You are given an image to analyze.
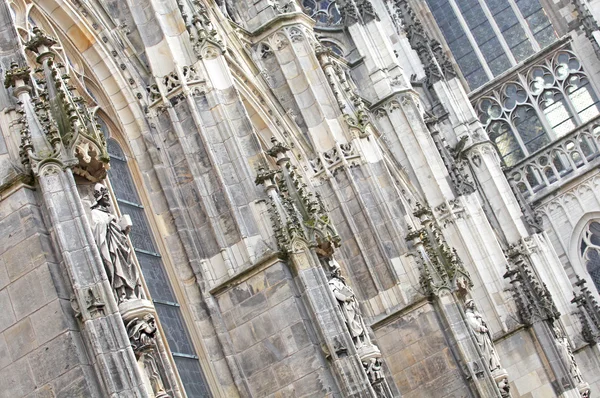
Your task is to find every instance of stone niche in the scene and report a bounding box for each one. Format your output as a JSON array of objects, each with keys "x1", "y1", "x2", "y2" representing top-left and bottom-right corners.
[{"x1": 373, "y1": 301, "x2": 471, "y2": 398}]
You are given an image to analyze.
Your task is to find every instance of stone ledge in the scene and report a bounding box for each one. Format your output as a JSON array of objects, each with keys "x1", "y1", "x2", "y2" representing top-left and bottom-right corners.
[{"x1": 209, "y1": 250, "x2": 281, "y2": 296}]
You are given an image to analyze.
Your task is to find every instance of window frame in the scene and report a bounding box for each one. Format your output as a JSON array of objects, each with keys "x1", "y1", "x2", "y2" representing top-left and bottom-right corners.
[
  {"x1": 101, "y1": 121, "x2": 216, "y2": 398},
  {"x1": 472, "y1": 45, "x2": 600, "y2": 167}
]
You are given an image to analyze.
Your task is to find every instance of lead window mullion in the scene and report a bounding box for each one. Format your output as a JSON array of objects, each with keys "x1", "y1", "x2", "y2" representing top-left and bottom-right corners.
[
  {"x1": 478, "y1": 0, "x2": 517, "y2": 65},
  {"x1": 447, "y1": 0, "x2": 495, "y2": 80},
  {"x1": 506, "y1": 0, "x2": 542, "y2": 51}
]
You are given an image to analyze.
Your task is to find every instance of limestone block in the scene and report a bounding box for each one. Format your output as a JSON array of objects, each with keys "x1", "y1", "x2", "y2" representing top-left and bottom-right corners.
[
  {"x1": 7, "y1": 266, "x2": 57, "y2": 319},
  {"x1": 29, "y1": 299, "x2": 72, "y2": 346},
  {"x1": 0, "y1": 288, "x2": 15, "y2": 332},
  {"x1": 28, "y1": 332, "x2": 82, "y2": 386},
  {"x1": 0, "y1": 357, "x2": 35, "y2": 397},
  {"x1": 0, "y1": 259, "x2": 8, "y2": 291},
  {"x1": 4, "y1": 318, "x2": 37, "y2": 360}
]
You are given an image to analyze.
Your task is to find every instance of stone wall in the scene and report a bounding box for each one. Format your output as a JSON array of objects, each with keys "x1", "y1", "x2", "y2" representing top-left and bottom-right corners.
[
  {"x1": 213, "y1": 260, "x2": 339, "y2": 396},
  {"x1": 374, "y1": 301, "x2": 471, "y2": 398},
  {"x1": 0, "y1": 186, "x2": 101, "y2": 398}
]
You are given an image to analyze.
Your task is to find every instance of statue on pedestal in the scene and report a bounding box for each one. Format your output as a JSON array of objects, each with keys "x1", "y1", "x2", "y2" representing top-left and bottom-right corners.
[
  {"x1": 90, "y1": 183, "x2": 142, "y2": 304},
  {"x1": 465, "y1": 299, "x2": 510, "y2": 397},
  {"x1": 465, "y1": 299, "x2": 500, "y2": 371},
  {"x1": 328, "y1": 259, "x2": 368, "y2": 348}
]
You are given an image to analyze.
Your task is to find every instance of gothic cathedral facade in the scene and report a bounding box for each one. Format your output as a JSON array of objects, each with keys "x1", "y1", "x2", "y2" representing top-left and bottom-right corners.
[{"x1": 1, "y1": 0, "x2": 600, "y2": 396}]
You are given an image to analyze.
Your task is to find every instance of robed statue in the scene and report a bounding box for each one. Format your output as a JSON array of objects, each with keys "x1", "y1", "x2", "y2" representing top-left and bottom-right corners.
[
  {"x1": 465, "y1": 299, "x2": 501, "y2": 372},
  {"x1": 91, "y1": 183, "x2": 142, "y2": 303},
  {"x1": 328, "y1": 259, "x2": 368, "y2": 348}
]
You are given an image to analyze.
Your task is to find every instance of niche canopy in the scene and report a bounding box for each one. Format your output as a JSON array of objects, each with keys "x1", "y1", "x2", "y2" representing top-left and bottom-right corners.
[{"x1": 5, "y1": 27, "x2": 109, "y2": 181}]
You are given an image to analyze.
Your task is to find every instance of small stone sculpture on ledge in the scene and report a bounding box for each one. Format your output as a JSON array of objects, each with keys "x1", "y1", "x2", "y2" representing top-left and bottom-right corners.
[
  {"x1": 91, "y1": 183, "x2": 143, "y2": 304},
  {"x1": 328, "y1": 259, "x2": 368, "y2": 349},
  {"x1": 465, "y1": 299, "x2": 510, "y2": 397},
  {"x1": 327, "y1": 258, "x2": 392, "y2": 397}
]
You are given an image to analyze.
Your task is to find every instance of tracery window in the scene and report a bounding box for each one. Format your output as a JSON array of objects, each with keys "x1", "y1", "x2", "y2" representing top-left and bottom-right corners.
[
  {"x1": 302, "y1": 0, "x2": 342, "y2": 26},
  {"x1": 581, "y1": 221, "x2": 600, "y2": 293},
  {"x1": 425, "y1": 0, "x2": 557, "y2": 90},
  {"x1": 104, "y1": 130, "x2": 211, "y2": 398},
  {"x1": 475, "y1": 49, "x2": 600, "y2": 166}
]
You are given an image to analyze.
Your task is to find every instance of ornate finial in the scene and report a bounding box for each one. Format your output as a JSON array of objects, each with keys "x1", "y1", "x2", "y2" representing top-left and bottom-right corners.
[
  {"x1": 4, "y1": 62, "x2": 31, "y2": 89},
  {"x1": 254, "y1": 164, "x2": 278, "y2": 186},
  {"x1": 25, "y1": 26, "x2": 57, "y2": 56},
  {"x1": 256, "y1": 137, "x2": 340, "y2": 256},
  {"x1": 10, "y1": 26, "x2": 109, "y2": 181},
  {"x1": 266, "y1": 136, "x2": 291, "y2": 159}
]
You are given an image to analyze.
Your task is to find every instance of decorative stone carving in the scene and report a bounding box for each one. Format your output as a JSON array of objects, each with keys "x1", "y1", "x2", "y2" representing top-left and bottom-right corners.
[
  {"x1": 390, "y1": 0, "x2": 456, "y2": 85},
  {"x1": 406, "y1": 204, "x2": 473, "y2": 297},
  {"x1": 552, "y1": 323, "x2": 591, "y2": 398},
  {"x1": 5, "y1": 27, "x2": 109, "y2": 181},
  {"x1": 185, "y1": 0, "x2": 224, "y2": 58},
  {"x1": 328, "y1": 259, "x2": 368, "y2": 348},
  {"x1": 255, "y1": 137, "x2": 341, "y2": 257},
  {"x1": 127, "y1": 313, "x2": 158, "y2": 353},
  {"x1": 91, "y1": 183, "x2": 143, "y2": 304},
  {"x1": 503, "y1": 240, "x2": 561, "y2": 325},
  {"x1": 504, "y1": 239, "x2": 590, "y2": 397},
  {"x1": 326, "y1": 259, "x2": 392, "y2": 397},
  {"x1": 571, "y1": 275, "x2": 600, "y2": 345},
  {"x1": 430, "y1": 129, "x2": 475, "y2": 196},
  {"x1": 465, "y1": 300, "x2": 510, "y2": 397},
  {"x1": 126, "y1": 312, "x2": 171, "y2": 398}
]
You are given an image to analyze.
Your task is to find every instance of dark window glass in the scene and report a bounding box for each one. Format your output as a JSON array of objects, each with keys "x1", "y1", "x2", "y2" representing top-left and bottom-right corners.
[
  {"x1": 494, "y1": 7, "x2": 519, "y2": 30},
  {"x1": 155, "y1": 303, "x2": 196, "y2": 356},
  {"x1": 515, "y1": 0, "x2": 541, "y2": 17},
  {"x1": 489, "y1": 120, "x2": 524, "y2": 165},
  {"x1": 512, "y1": 105, "x2": 551, "y2": 154},
  {"x1": 136, "y1": 251, "x2": 177, "y2": 303},
  {"x1": 488, "y1": 54, "x2": 512, "y2": 76},
  {"x1": 533, "y1": 24, "x2": 557, "y2": 48},
  {"x1": 511, "y1": 39, "x2": 535, "y2": 62},
  {"x1": 457, "y1": 51, "x2": 484, "y2": 76},
  {"x1": 107, "y1": 138, "x2": 211, "y2": 398},
  {"x1": 106, "y1": 156, "x2": 140, "y2": 204},
  {"x1": 117, "y1": 202, "x2": 157, "y2": 253},
  {"x1": 582, "y1": 221, "x2": 600, "y2": 293},
  {"x1": 464, "y1": 67, "x2": 490, "y2": 88},
  {"x1": 567, "y1": 75, "x2": 600, "y2": 123},
  {"x1": 174, "y1": 356, "x2": 211, "y2": 398}
]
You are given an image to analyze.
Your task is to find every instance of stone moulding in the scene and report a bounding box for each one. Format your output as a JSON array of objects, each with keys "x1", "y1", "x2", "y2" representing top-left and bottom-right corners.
[
  {"x1": 5, "y1": 27, "x2": 109, "y2": 182},
  {"x1": 256, "y1": 136, "x2": 394, "y2": 396}
]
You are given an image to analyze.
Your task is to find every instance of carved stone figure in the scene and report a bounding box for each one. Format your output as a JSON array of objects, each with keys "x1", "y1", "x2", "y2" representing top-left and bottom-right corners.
[
  {"x1": 552, "y1": 323, "x2": 590, "y2": 396},
  {"x1": 328, "y1": 259, "x2": 367, "y2": 348},
  {"x1": 465, "y1": 299, "x2": 500, "y2": 372},
  {"x1": 91, "y1": 183, "x2": 142, "y2": 304},
  {"x1": 127, "y1": 313, "x2": 158, "y2": 353}
]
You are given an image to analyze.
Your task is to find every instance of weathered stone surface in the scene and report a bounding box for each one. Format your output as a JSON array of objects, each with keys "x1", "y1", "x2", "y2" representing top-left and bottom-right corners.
[{"x1": 4, "y1": 318, "x2": 37, "y2": 360}]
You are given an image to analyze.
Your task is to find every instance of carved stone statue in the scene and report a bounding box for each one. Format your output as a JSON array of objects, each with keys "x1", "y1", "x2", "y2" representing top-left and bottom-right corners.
[
  {"x1": 327, "y1": 257, "x2": 391, "y2": 397},
  {"x1": 127, "y1": 313, "x2": 157, "y2": 354},
  {"x1": 128, "y1": 314, "x2": 170, "y2": 397},
  {"x1": 328, "y1": 259, "x2": 368, "y2": 348},
  {"x1": 552, "y1": 323, "x2": 590, "y2": 396},
  {"x1": 465, "y1": 299, "x2": 501, "y2": 372},
  {"x1": 465, "y1": 299, "x2": 510, "y2": 397},
  {"x1": 91, "y1": 183, "x2": 142, "y2": 304}
]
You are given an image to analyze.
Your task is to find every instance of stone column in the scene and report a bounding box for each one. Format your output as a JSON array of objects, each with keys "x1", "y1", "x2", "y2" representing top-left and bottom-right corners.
[
  {"x1": 406, "y1": 205, "x2": 509, "y2": 397},
  {"x1": 3, "y1": 25, "x2": 184, "y2": 397},
  {"x1": 255, "y1": 139, "x2": 397, "y2": 397}
]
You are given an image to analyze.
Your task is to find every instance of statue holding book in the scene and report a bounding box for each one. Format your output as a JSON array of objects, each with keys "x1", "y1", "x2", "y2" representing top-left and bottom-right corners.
[{"x1": 91, "y1": 183, "x2": 143, "y2": 304}]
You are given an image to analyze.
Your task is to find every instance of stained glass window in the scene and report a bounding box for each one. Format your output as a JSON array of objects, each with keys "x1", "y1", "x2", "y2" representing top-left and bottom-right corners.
[
  {"x1": 106, "y1": 135, "x2": 211, "y2": 397},
  {"x1": 581, "y1": 221, "x2": 600, "y2": 293},
  {"x1": 475, "y1": 50, "x2": 600, "y2": 166},
  {"x1": 425, "y1": 0, "x2": 557, "y2": 90},
  {"x1": 302, "y1": 0, "x2": 342, "y2": 26}
]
